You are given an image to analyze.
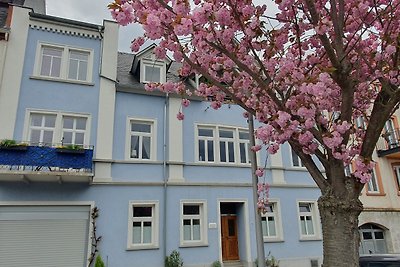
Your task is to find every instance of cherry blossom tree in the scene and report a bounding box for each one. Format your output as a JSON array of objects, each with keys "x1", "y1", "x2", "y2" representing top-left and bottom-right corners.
[{"x1": 109, "y1": 0, "x2": 400, "y2": 266}]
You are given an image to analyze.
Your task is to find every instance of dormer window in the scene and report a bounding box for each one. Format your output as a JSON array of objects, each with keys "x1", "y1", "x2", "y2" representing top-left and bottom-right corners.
[{"x1": 139, "y1": 53, "x2": 167, "y2": 84}]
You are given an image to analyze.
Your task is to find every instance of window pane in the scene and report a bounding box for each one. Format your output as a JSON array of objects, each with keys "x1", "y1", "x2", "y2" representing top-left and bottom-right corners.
[
  {"x1": 70, "y1": 51, "x2": 89, "y2": 60},
  {"x1": 30, "y1": 130, "x2": 41, "y2": 143},
  {"x1": 193, "y1": 219, "x2": 201, "y2": 240},
  {"x1": 299, "y1": 204, "x2": 311, "y2": 212},
  {"x1": 266, "y1": 204, "x2": 273, "y2": 213},
  {"x1": 75, "y1": 133, "x2": 84, "y2": 145},
  {"x1": 220, "y1": 142, "x2": 226, "y2": 162},
  {"x1": 43, "y1": 131, "x2": 53, "y2": 144},
  {"x1": 142, "y1": 136, "x2": 151, "y2": 159},
  {"x1": 261, "y1": 218, "x2": 267, "y2": 236},
  {"x1": 76, "y1": 118, "x2": 87, "y2": 130},
  {"x1": 68, "y1": 59, "x2": 78, "y2": 79},
  {"x1": 228, "y1": 219, "x2": 235, "y2": 236},
  {"x1": 268, "y1": 218, "x2": 276, "y2": 236},
  {"x1": 198, "y1": 129, "x2": 213, "y2": 137},
  {"x1": 133, "y1": 206, "x2": 152, "y2": 217},
  {"x1": 78, "y1": 61, "x2": 88, "y2": 81},
  {"x1": 183, "y1": 219, "x2": 191, "y2": 240},
  {"x1": 143, "y1": 222, "x2": 152, "y2": 244},
  {"x1": 306, "y1": 216, "x2": 314, "y2": 235},
  {"x1": 45, "y1": 115, "x2": 56, "y2": 127},
  {"x1": 199, "y1": 140, "x2": 205, "y2": 161},
  {"x1": 51, "y1": 57, "x2": 61, "y2": 77},
  {"x1": 219, "y1": 130, "x2": 233, "y2": 138},
  {"x1": 228, "y1": 142, "x2": 234, "y2": 162},
  {"x1": 31, "y1": 114, "x2": 43, "y2": 126},
  {"x1": 300, "y1": 219, "x2": 307, "y2": 235},
  {"x1": 40, "y1": 56, "x2": 51, "y2": 76},
  {"x1": 292, "y1": 149, "x2": 300, "y2": 166},
  {"x1": 131, "y1": 136, "x2": 139, "y2": 158},
  {"x1": 132, "y1": 123, "x2": 151, "y2": 133},
  {"x1": 239, "y1": 131, "x2": 249, "y2": 139},
  {"x1": 132, "y1": 222, "x2": 141, "y2": 244},
  {"x1": 183, "y1": 205, "x2": 200, "y2": 215},
  {"x1": 63, "y1": 117, "x2": 74, "y2": 129},
  {"x1": 207, "y1": 140, "x2": 214, "y2": 161},
  {"x1": 363, "y1": 232, "x2": 373, "y2": 240},
  {"x1": 62, "y1": 132, "x2": 73, "y2": 144},
  {"x1": 43, "y1": 47, "x2": 62, "y2": 57},
  {"x1": 145, "y1": 65, "x2": 161, "y2": 82},
  {"x1": 374, "y1": 231, "x2": 384, "y2": 239},
  {"x1": 239, "y1": 143, "x2": 247, "y2": 163}
]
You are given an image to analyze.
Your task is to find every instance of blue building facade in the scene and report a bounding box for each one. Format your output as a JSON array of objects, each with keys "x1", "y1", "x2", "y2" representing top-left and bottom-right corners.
[{"x1": 0, "y1": 5, "x2": 324, "y2": 267}]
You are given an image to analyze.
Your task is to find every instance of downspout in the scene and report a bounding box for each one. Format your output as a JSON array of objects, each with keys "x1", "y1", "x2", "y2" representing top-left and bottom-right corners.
[
  {"x1": 162, "y1": 93, "x2": 169, "y2": 261},
  {"x1": 248, "y1": 114, "x2": 266, "y2": 267}
]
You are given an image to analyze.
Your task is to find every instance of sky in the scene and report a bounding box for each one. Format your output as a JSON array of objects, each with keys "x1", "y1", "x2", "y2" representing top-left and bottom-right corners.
[{"x1": 45, "y1": 0, "x2": 141, "y2": 52}]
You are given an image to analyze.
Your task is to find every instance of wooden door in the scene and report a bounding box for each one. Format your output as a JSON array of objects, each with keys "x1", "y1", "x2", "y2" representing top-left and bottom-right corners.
[{"x1": 221, "y1": 215, "x2": 239, "y2": 261}]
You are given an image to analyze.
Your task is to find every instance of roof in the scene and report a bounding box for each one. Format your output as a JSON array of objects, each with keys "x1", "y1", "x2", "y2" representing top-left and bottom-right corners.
[
  {"x1": 116, "y1": 51, "x2": 196, "y2": 97},
  {"x1": 0, "y1": 0, "x2": 44, "y2": 28},
  {"x1": 29, "y1": 12, "x2": 103, "y2": 31}
]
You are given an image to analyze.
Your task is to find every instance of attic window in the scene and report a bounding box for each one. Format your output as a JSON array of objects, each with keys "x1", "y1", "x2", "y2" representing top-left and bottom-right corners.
[{"x1": 144, "y1": 65, "x2": 161, "y2": 83}]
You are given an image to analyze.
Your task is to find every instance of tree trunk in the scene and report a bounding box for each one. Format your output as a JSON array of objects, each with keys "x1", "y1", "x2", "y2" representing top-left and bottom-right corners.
[{"x1": 318, "y1": 190, "x2": 363, "y2": 267}]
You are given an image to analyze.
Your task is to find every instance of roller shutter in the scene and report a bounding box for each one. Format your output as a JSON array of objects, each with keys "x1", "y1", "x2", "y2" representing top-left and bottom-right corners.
[{"x1": 0, "y1": 205, "x2": 90, "y2": 267}]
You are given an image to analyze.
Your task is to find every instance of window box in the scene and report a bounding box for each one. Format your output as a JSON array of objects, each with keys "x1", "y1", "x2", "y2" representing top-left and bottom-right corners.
[
  {"x1": 0, "y1": 140, "x2": 28, "y2": 151},
  {"x1": 55, "y1": 147, "x2": 86, "y2": 154}
]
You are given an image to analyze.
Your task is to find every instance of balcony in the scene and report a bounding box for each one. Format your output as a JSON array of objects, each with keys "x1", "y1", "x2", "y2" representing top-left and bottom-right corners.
[
  {"x1": 0, "y1": 143, "x2": 94, "y2": 183},
  {"x1": 376, "y1": 129, "x2": 400, "y2": 159}
]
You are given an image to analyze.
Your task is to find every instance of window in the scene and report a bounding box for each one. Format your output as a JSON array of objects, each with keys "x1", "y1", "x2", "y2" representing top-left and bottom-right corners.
[
  {"x1": 359, "y1": 224, "x2": 387, "y2": 255},
  {"x1": 128, "y1": 201, "x2": 159, "y2": 249},
  {"x1": 128, "y1": 119, "x2": 156, "y2": 160},
  {"x1": 291, "y1": 149, "x2": 305, "y2": 167},
  {"x1": 261, "y1": 201, "x2": 283, "y2": 242},
  {"x1": 140, "y1": 55, "x2": 166, "y2": 84},
  {"x1": 298, "y1": 202, "x2": 320, "y2": 240},
  {"x1": 68, "y1": 50, "x2": 89, "y2": 81},
  {"x1": 27, "y1": 111, "x2": 90, "y2": 146},
  {"x1": 196, "y1": 125, "x2": 251, "y2": 164},
  {"x1": 180, "y1": 201, "x2": 207, "y2": 247},
  {"x1": 36, "y1": 43, "x2": 93, "y2": 83},
  {"x1": 383, "y1": 118, "x2": 399, "y2": 149},
  {"x1": 144, "y1": 65, "x2": 161, "y2": 83},
  {"x1": 367, "y1": 168, "x2": 380, "y2": 193}
]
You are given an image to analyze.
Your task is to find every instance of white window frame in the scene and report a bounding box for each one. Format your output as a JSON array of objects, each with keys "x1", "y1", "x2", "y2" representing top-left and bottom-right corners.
[
  {"x1": 24, "y1": 109, "x2": 91, "y2": 147},
  {"x1": 261, "y1": 200, "x2": 284, "y2": 242},
  {"x1": 140, "y1": 57, "x2": 166, "y2": 84},
  {"x1": 180, "y1": 200, "x2": 208, "y2": 247},
  {"x1": 34, "y1": 42, "x2": 94, "y2": 83},
  {"x1": 125, "y1": 117, "x2": 157, "y2": 161},
  {"x1": 194, "y1": 124, "x2": 251, "y2": 165},
  {"x1": 297, "y1": 201, "x2": 321, "y2": 241},
  {"x1": 291, "y1": 148, "x2": 305, "y2": 168},
  {"x1": 127, "y1": 201, "x2": 159, "y2": 250}
]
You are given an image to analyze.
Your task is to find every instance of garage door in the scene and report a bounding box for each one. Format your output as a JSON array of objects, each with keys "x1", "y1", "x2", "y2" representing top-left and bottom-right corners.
[{"x1": 0, "y1": 205, "x2": 90, "y2": 267}]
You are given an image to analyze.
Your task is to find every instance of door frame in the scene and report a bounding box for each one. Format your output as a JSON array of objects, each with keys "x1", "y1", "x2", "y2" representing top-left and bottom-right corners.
[{"x1": 217, "y1": 199, "x2": 251, "y2": 264}]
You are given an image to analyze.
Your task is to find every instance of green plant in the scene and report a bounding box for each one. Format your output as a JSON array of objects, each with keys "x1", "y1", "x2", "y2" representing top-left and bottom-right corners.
[
  {"x1": 254, "y1": 252, "x2": 279, "y2": 267},
  {"x1": 64, "y1": 144, "x2": 83, "y2": 150},
  {"x1": 94, "y1": 255, "x2": 105, "y2": 267},
  {"x1": 0, "y1": 139, "x2": 17, "y2": 147},
  {"x1": 211, "y1": 260, "x2": 221, "y2": 267},
  {"x1": 165, "y1": 250, "x2": 183, "y2": 267}
]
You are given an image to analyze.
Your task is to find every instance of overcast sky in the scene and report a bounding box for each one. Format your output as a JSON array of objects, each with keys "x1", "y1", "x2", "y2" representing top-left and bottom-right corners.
[{"x1": 45, "y1": 0, "x2": 141, "y2": 52}]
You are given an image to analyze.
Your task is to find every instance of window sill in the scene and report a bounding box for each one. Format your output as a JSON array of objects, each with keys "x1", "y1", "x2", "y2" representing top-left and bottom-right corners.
[
  {"x1": 122, "y1": 159, "x2": 162, "y2": 164},
  {"x1": 365, "y1": 192, "x2": 386, "y2": 196},
  {"x1": 190, "y1": 162, "x2": 251, "y2": 168},
  {"x1": 264, "y1": 238, "x2": 284, "y2": 243},
  {"x1": 30, "y1": 75, "x2": 94, "y2": 86},
  {"x1": 299, "y1": 236, "x2": 322, "y2": 242},
  {"x1": 126, "y1": 245, "x2": 159, "y2": 251},
  {"x1": 289, "y1": 167, "x2": 308, "y2": 171},
  {"x1": 179, "y1": 242, "x2": 208, "y2": 248}
]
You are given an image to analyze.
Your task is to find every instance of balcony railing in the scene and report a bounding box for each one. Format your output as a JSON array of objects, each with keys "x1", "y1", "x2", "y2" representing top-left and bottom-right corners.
[
  {"x1": 0, "y1": 142, "x2": 94, "y2": 182},
  {"x1": 376, "y1": 129, "x2": 400, "y2": 158}
]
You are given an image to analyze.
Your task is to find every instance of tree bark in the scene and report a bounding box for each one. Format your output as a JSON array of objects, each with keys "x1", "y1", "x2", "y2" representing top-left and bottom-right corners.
[{"x1": 318, "y1": 189, "x2": 363, "y2": 267}]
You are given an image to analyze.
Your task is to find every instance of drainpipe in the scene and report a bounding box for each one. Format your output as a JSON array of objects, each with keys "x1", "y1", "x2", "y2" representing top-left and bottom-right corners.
[
  {"x1": 248, "y1": 114, "x2": 266, "y2": 267},
  {"x1": 162, "y1": 93, "x2": 169, "y2": 261}
]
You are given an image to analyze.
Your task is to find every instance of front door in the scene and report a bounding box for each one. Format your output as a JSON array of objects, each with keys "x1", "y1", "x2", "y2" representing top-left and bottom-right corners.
[{"x1": 221, "y1": 215, "x2": 239, "y2": 261}]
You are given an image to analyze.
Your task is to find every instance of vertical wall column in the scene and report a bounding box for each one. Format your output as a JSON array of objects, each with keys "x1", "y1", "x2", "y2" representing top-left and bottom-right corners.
[
  {"x1": 168, "y1": 97, "x2": 184, "y2": 182},
  {"x1": 0, "y1": 6, "x2": 30, "y2": 140},
  {"x1": 94, "y1": 20, "x2": 118, "y2": 181},
  {"x1": 270, "y1": 149, "x2": 286, "y2": 184}
]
